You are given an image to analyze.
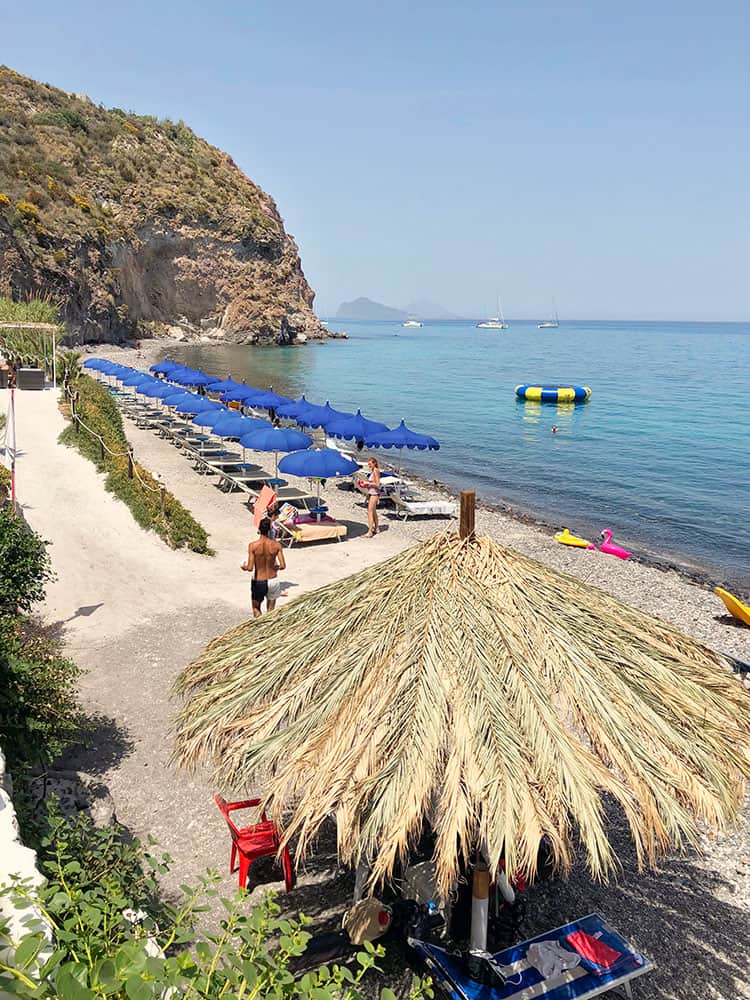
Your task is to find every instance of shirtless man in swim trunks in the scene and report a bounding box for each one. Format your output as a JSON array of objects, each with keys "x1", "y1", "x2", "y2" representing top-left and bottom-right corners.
[{"x1": 241, "y1": 517, "x2": 287, "y2": 617}]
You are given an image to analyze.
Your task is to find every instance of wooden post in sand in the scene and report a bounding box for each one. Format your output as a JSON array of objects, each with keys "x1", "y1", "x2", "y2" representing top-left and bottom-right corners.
[
  {"x1": 460, "y1": 490, "x2": 476, "y2": 539},
  {"x1": 127, "y1": 449, "x2": 134, "y2": 480}
]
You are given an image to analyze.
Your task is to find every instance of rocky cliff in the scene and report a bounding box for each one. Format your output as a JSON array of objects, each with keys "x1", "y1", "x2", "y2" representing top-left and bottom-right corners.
[{"x1": 0, "y1": 67, "x2": 325, "y2": 345}]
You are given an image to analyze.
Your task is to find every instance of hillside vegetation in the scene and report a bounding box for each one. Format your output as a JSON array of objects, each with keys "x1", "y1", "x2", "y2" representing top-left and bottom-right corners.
[{"x1": 0, "y1": 66, "x2": 322, "y2": 344}]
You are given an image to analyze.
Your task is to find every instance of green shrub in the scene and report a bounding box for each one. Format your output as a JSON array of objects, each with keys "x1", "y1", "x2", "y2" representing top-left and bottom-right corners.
[
  {"x1": 0, "y1": 509, "x2": 80, "y2": 769},
  {"x1": 0, "y1": 507, "x2": 53, "y2": 615},
  {"x1": 34, "y1": 108, "x2": 88, "y2": 133},
  {"x1": 0, "y1": 623, "x2": 80, "y2": 770},
  {"x1": 0, "y1": 811, "x2": 432, "y2": 999},
  {"x1": 60, "y1": 376, "x2": 211, "y2": 553}
]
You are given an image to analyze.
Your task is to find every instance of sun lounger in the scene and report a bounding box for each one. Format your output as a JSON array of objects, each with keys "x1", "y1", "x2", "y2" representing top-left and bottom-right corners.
[
  {"x1": 392, "y1": 490, "x2": 457, "y2": 521},
  {"x1": 217, "y1": 470, "x2": 273, "y2": 494},
  {"x1": 410, "y1": 912, "x2": 654, "y2": 1000},
  {"x1": 276, "y1": 507, "x2": 347, "y2": 545},
  {"x1": 353, "y1": 472, "x2": 411, "y2": 501}
]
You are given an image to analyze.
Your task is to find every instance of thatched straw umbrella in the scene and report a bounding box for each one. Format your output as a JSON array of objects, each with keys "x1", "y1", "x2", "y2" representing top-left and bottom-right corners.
[{"x1": 174, "y1": 497, "x2": 750, "y2": 906}]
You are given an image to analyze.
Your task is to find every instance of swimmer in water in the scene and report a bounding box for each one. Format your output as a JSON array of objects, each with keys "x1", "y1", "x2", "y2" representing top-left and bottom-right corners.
[{"x1": 551, "y1": 425, "x2": 558, "y2": 434}]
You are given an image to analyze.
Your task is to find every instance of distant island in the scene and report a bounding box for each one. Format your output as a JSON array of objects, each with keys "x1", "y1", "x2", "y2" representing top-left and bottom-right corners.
[{"x1": 336, "y1": 297, "x2": 461, "y2": 321}]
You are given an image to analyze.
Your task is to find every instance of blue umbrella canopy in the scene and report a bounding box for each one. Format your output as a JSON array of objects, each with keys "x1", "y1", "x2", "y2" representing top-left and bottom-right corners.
[
  {"x1": 278, "y1": 447, "x2": 359, "y2": 479},
  {"x1": 170, "y1": 368, "x2": 215, "y2": 387},
  {"x1": 238, "y1": 426, "x2": 312, "y2": 453},
  {"x1": 120, "y1": 371, "x2": 151, "y2": 387},
  {"x1": 150, "y1": 359, "x2": 182, "y2": 374},
  {"x1": 275, "y1": 395, "x2": 313, "y2": 420},
  {"x1": 83, "y1": 358, "x2": 109, "y2": 370},
  {"x1": 173, "y1": 395, "x2": 221, "y2": 415},
  {"x1": 140, "y1": 381, "x2": 177, "y2": 400},
  {"x1": 134, "y1": 379, "x2": 163, "y2": 394},
  {"x1": 206, "y1": 377, "x2": 245, "y2": 393},
  {"x1": 252, "y1": 389, "x2": 291, "y2": 410},
  {"x1": 326, "y1": 409, "x2": 389, "y2": 442},
  {"x1": 220, "y1": 385, "x2": 261, "y2": 403},
  {"x1": 212, "y1": 414, "x2": 272, "y2": 439},
  {"x1": 192, "y1": 406, "x2": 231, "y2": 428},
  {"x1": 364, "y1": 419, "x2": 440, "y2": 450},
  {"x1": 297, "y1": 401, "x2": 354, "y2": 430},
  {"x1": 162, "y1": 392, "x2": 194, "y2": 407}
]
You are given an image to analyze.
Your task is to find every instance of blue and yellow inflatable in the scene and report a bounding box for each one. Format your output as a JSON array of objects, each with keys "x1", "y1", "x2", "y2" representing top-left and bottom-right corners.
[{"x1": 515, "y1": 384, "x2": 591, "y2": 403}]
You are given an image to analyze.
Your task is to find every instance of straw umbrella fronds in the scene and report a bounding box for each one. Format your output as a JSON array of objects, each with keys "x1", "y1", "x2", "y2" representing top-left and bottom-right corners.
[{"x1": 173, "y1": 531, "x2": 750, "y2": 896}]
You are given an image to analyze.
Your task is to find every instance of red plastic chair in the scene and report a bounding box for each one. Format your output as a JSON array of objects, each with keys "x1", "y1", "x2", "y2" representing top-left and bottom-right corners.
[{"x1": 214, "y1": 794, "x2": 294, "y2": 893}]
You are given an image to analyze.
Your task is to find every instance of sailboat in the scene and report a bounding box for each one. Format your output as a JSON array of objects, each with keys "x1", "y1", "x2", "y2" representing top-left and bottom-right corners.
[
  {"x1": 538, "y1": 302, "x2": 559, "y2": 329},
  {"x1": 476, "y1": 296, "x2": 509, "y2": 330}
]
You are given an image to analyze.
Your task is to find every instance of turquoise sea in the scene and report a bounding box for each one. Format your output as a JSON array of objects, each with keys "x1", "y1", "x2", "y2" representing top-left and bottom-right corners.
[{"x1": 168, "y1": 320, "x2": 749, "y2": 590}]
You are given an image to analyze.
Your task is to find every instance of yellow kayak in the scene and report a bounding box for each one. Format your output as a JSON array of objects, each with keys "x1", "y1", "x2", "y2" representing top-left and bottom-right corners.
[
  {"x1": 716, "y1": 587, "x2": 750, "y2": 627},
  {"x1": 555, "y1": 528, "x2": 593, "y2": 549}
]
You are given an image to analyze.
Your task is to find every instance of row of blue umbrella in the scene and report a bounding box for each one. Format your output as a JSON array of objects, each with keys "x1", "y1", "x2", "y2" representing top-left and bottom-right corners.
[
  {"x1": 144, "y1": 357, "x2": 440, "y2": 452},
  {"x1": 83, "y1": 356, "x2": 439, "y2": 481}
]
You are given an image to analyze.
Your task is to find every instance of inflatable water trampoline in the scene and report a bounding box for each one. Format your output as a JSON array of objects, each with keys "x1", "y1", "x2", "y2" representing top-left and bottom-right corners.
[{"x1": 515, "y1": 383, "x2": 591, "y2": 403}]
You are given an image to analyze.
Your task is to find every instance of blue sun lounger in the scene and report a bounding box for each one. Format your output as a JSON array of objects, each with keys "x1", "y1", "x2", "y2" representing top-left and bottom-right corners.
[{"x1": 410, "y1": 913, "x2": 653, "y2": 1000}]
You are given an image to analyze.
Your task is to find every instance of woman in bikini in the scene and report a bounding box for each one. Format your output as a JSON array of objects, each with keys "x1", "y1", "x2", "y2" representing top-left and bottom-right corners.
[{"x1": 366, "y1": 456, "x2": 381, "y2": 537}]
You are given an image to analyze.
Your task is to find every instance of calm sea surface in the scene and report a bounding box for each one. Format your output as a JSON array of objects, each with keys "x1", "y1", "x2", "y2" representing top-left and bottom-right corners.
[{"x1": 168, "y1": 320, "x2": 749, "y2": 590}]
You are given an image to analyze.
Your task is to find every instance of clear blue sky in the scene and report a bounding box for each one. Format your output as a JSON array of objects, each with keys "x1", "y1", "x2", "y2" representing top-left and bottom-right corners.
[{"x1": 8, "y1": 0, "x2": 749, "y2": 319}]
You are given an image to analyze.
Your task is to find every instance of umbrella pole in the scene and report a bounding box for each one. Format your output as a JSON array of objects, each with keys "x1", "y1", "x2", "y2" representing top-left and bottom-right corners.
[{"x1": 469, "y1": 859, "x2": 490, "y2": 952}]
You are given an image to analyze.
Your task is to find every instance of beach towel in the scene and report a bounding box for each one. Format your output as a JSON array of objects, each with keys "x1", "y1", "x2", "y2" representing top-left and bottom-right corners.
[
  {"x1": 526, "y1": 940, "x2": 581, "y2": 978},
  {"x1": 566, "y1": 930, "x2": 622, "y2": 969},
  {"x1": 253, "y1": 486, "x2": 276, "y2": 527},
  {"x1": 277, "y1": 502, "x2": 298, "y2": 524}
]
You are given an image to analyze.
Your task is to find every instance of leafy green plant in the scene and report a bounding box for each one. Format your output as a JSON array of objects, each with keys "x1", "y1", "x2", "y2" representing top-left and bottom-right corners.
[
  {"x1": 0, "y1": 507, "x2": 53, "y2": 615},
  {"x1": 0, "y1": 623, "x2": 81, "y2": 770},
  {"x1": 0, "y1": 811, "x2": 432, "y2": 1000},
  {"x1": 60, "y1": 375, "x2": 211, "y2": 553},
  {"x1": 0, "y1": 296, "x2": 60, "y2": 324},
  {"x1": 0, "y1": 509, "x2": 79, "y2": 769}
]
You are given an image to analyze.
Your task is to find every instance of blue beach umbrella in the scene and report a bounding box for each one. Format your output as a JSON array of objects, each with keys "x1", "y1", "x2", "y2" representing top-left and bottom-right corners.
[
  {"x1": 170, "y1": 368, "x2": 215, "y2": 387},
  {"x1": 220, "y1": 386, "x2": 262, "y2": 403},
  {"x1": 326, "y1": 409, "x2": 389, "y2": 444},
  {"x1": 252, "y1": 389, "x2": 291, "y2": 410},
  {"x1": 365, "y1": 419, "x2": 440, "y2": 473},
  {"x1": 206, "y1": 377, "x2": 244, "y2": 393},
  {"x1": 365, "y1": 419, "x2": 440, "y2": 451},
  {"x1": 162, "y1": 392, "x2": 194, "y2": 408},
  {"x1": 276, "y1": 395, "x2": 313, "y2": 420},
  {"x1": 83, "y1": 357, "x2": 108, "y2": 370},
  {"x1": 150, "y1": 359, "x2": 182, "y2": 374},
  {"x1": 279, "y1": 447, "x2": 359, "y2": 479},
  {"x1": 120, "y1": 371, "x2": 152, "y2": 387},
  {"x1": 173, "y1": 395, "x2": 221, "y2": 415},
  {"x1": 239, "y1": 426, "x2": 313, "y2": 479},
  {"x1": 192, "y1": 406, "x2": 231, "y2": 428},
  {"x1": 140, "y1": 381, "x2": 178, "y2": 400},
  {"x1": 279, "y1": 447, "x2": 359, "y2": 509},
  {"x1": 212, "y1": 414, "x2": 272, "y2": 439},
  {"x1": 134, "y1": 379, "x2": 163, "y2": 396},
  {"x1": 297, "y1": 401, "x2": 354, "y2": 430}
]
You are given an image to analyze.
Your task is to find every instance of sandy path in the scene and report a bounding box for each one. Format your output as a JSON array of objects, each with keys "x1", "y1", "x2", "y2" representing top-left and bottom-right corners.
[{"x1": 4, "y1": 381, "x2": 750, "y2": 996}]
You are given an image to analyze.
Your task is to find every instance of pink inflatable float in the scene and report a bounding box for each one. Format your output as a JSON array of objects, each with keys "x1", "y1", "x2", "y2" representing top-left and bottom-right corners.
[{"x1": 598, "y1": 529, "x2": 632, "y2": 560}]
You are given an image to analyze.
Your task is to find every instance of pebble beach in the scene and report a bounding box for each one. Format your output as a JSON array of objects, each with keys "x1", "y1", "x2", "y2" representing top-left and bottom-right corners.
[{"x1": 5, "y1": 339, "x2": 749, "y2": 999}]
